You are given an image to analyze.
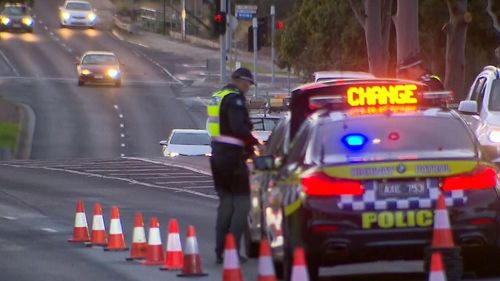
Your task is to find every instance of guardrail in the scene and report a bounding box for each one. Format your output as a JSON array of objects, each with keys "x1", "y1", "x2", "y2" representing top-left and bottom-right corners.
[{"x1": 113, "y1": 15, "x2": 138, "y2": 34}]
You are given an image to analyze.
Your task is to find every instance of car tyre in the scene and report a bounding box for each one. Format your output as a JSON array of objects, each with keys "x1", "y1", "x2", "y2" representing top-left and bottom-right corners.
[{"x1": 244, "y1": 224, "x2": 259, "y2": 258}]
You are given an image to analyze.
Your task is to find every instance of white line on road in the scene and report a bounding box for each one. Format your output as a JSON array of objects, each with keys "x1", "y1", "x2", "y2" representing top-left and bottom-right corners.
[
  {"x1": 121, "y1": 154, "x2": 125, "y2": 157},
  {"x1": 0, "y1": 49, "x2": 20, "y2": 76},
  {"x1": 49, "y1": 32, "x2": 54, "y2": 36},
  {"x1": 0, "y1": 163, "x2": 217, "y2": 199},
  {"x1": 124, "y1": 157, "x2": 211, "y2": 176},
  {"x1": 155, "y1": 180, "x2": 213, "y2": 184},
  {"x1": 120, "y1": 124, "x2": 124, "y2": 128},
  {"x1": 182, "y1": 185, "x2": 214, "y2": 189},
  {"x1": 41, "y1": 228, "x2": 58, "y2": 233},
  {"x1": 120, "y1": 134, "x2": 125, "y2": 138},
  {"x1": 107, "y1": 172, "x2": 195, "y2": 176},
  {"x1": 44, "y1": 26, "x2": 48, "y2": 30},
  {"x1": 2, "y1": 216, "x2": 16, "y2": 220},
  {"x1": 119, "y1": 114, "x2": 124, "y2": 118},
  {"x1": 113, "y1": 105, "x2": 119, "y2": 110},
  {"x1": 121, "y1": 143, "x2": 126, "y2": 147}
]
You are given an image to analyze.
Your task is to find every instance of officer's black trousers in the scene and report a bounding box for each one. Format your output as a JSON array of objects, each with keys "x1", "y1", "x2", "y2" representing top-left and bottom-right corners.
[{"x1": 210, "y1": 143, "x2": 251, "y2": 257}]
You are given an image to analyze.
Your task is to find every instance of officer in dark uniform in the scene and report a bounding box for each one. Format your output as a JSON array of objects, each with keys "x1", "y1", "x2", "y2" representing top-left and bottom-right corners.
[
  {"x1": 398, "y1": 55, "x2": 445, "y2": 91},
  {"x1": 207, "y1": 68, "x2": 260, "y2": 264}
]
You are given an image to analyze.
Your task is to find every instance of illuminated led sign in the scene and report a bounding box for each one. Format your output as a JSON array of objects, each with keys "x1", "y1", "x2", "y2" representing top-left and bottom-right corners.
[{"x1": 347, "y1": 84, "x2": 418, "y2": 106}]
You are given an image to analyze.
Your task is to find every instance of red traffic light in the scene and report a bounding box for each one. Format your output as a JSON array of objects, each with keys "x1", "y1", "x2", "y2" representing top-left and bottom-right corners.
[
  {"x1": 277, "y1": 21, "x2": 284, "y2": 30},
  {"x1": 214, "y1": 14, "x2": 223, "y2": 23}
]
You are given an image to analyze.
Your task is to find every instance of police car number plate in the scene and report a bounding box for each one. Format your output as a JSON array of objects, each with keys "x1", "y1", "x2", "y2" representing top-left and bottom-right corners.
[
  {"x1": 376, "y1": 181, "x2": 428, "y2": 199},
  {"x1": 94, "y1": 75, "x2": 104, "y2": 79}
]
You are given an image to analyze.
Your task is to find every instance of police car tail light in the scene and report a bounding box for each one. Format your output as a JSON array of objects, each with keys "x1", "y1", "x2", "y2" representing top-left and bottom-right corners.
[
  {"x1": 442, "y1": 165, "x2": 497, "y2": 191},
  {"x1": 302, "y1": 172, "x2": 364, "y2": 196}
]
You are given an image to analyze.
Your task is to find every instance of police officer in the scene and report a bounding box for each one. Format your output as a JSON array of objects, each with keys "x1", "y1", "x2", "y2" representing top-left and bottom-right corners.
[
  {"x1": 398, "y1": 55, "x2": 444, "y2": 91},
  {"x1": 207, "y1": 68, "x2": 260, "y2": 264}
]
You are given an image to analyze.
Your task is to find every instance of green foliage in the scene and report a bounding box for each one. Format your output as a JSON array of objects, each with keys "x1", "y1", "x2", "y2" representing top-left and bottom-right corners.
[
  {"x1": 277, "y1": 0, "x2": 500, "y2": 88},
  {"x1": 0, "y1": 122, "x2": 18, "y2": 149},
  {"x1": 276, "y1": 0, "x2": 367, "y2": 76}
]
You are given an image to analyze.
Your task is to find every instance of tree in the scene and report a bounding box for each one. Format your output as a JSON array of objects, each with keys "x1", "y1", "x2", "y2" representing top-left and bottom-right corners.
[
  {"x1": 443, "y1": 0, "x2": 471, "y2": 97},
  {"x1": 349, "y1": 0, "x2": 393, "y2": 76},
  {"x1": 393, "y1": 0, "x2": 419, "y2": 72}
]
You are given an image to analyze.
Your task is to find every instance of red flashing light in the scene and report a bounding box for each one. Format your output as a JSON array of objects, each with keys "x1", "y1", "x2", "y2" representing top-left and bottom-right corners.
[
  {"x1": 312, "y1": 225, "x2": 338, "y2": 233},
  {"x1": 277, "y1": 21, "x2": 284, "y2": 30},
  {"x1": 214, "y1": 14, "x2": 222, "y2": 22},
  {"x1": 468, "y1": 218, "x2": 495, "y2": 225},
  {"x1": 302, "y1": 172, "x2": 364, "y2": 196},
  {"x1": 388, "y1": 132, "x2": 400, "y2": 141},
  {"x1": 442, "y1": 165, "x2": 497, "y2": 191}
]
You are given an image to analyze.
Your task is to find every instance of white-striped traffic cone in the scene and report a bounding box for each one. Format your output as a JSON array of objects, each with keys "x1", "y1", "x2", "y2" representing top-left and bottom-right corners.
[
  {"x1": 291, "y1": 248, "x2": 309, "y2": 281},
  {"x1": 68, "y1": 200, "x2": 90, "y2": 243},
  {"x1": 87, "y1": 202, "x2": 107, "y2": 246},
  {"x1": 177, "y1": 225, "x2": 208, "y2": 277},
  {"x1": 428, "y1": 252, "x2": 447, "y2": 281},
  {"x1": 432, "y1": 195, "x2": 455, "y2": 248},
  {"x1": 222, "y1": 233, "x2": 243, "y2": 281},
  {"x1": 160, "y1": 218, "x2": 183, "y2": 270},
  {"x1": 142, "y1": 217, "x2": 164, "y2": 265},
  {"x1": 126, "y1": 212, "x2": 147, "y2": 261},
  {"x1": 258, "y1": 239, "x2": 276, "y2": 281},
  {"x1": 104, "y1": 206, "x2": 128, "y2": 251}
]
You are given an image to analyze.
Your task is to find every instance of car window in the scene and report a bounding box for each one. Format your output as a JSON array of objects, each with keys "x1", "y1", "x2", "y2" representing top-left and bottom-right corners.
[
  {"x1": 314, "y1": 116, "x2": 477, "y2": 164},
  {"x1": 470, "y1": 77, "x2": 486, "y2": 101},
  {"x1": 82, "y1": 55, "x2": 117, "y2": 65},
  {"x1": 170, "y1": 132, "x2": 210, "y2": 145},
  {"x1": 477, "y1": 79, "x2": 489, "y2": 112},
  {"x1": 265, "y1": 118, "x2": 287, "y2": 155},
  {"x1": 5, "y1": 6, "x2": 27, "y2": 15},
  {"x1": 251, "y1": 118, "x2": 280, "y2": 131},
  {"x1": 286, "y1": 120, "x2": 313, "y2": 164},
  {"x1": 66, "y1": 2, "x2": 91, "y2": 10},
  {"x1": 488, "y1": 80, "x2": 500, "y2": 111}
]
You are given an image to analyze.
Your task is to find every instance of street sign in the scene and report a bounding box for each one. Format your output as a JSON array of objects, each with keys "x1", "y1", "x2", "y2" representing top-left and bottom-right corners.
[{"x1": 235, "y1": 5, "x2": 257, "y2": 20}]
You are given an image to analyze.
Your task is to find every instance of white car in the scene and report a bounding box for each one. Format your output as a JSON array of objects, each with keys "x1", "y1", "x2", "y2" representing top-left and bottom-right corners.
[
  {"x1": 458, "y1": 65, "x2": 500, "y2": 162},
  {"x1": 59, "y1": 0, "x2": 97, "y2": 28},
  {"x1": 250, "y1": 115, "x2": 282, "y2": 143},
  {"x1": 160, "y1": 129, "x2": 211, "y2": 157},
  {"x1": 313, "y1": 71, "x2": 375, "y2": 82}
]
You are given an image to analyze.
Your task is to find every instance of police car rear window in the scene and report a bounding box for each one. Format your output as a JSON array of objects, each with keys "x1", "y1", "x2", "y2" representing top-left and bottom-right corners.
[{"x1": 315, "y1": 116, "x2": 476, "y2": 164}]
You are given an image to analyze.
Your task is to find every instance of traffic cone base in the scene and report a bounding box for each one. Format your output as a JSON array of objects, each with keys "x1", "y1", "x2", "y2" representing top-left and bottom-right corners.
[{"x1": 68, "y1": 200, "x2": 90, "y2": 243}]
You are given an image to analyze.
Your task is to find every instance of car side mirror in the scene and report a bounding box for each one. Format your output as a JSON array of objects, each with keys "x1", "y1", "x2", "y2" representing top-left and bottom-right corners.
[
  {"x1": 159, "y1": 140, "x2": 168, "y2": 146},
  {"x1": 254, "y1": 155, "x2": 278, "y2": 171},
  {"x1": 458, "y1": 100, "x2": 478, "y2": 115}
]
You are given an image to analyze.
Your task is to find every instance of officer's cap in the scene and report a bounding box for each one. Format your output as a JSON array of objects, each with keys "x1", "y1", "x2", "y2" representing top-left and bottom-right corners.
[{"x1": 232, "y1": 68, "x2": 255, "y2": 85}]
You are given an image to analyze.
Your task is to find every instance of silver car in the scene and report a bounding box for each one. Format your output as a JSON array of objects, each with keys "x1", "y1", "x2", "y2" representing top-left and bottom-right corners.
[
  {"x1": 159, "y1": 129, "x2": 212, "y2": 157},
  {"x1": 458, "y1": 65, "x2": 500, "y2": 162},
  {"x1": 59, "y1": 0, "x2": 97, "y2": 28}
]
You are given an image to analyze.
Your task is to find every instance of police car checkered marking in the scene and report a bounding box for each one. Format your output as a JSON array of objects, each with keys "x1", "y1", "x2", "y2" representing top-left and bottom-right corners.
[{"x1": 338, "y1": 179, "x2": 467, "y2": 211}]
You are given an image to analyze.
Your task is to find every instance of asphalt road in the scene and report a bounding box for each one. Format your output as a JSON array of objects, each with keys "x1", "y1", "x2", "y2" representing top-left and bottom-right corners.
[{"x1": 0, "y1": 1, "x2": 496, "y2": 281}]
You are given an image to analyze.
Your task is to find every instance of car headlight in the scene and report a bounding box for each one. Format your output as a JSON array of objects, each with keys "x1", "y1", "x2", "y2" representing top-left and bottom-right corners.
[
  {"x1": 488, "y1": 131, "x2": 500, "y2": 143},
  {"x1": 204, "y1": 153, "x2": 212, "y2": 157},
  {"x1": 62, "y1": 12, "x2": 70, "y2": 20},
  {"x1": 169, "y1": 152, "x2": 179, "y2": 158},
  {"x1": 22, "y1": 17, "x2": 33, "y2": 26},
  {"x1": 1, "y1": 17, "x2": 10, "y2": 25},
  {"x1": 81, "y1": 69, "x2": 91, "y2": 75},
  {"x1": 87, "y1": 12, "x2": 97, "y2": 21},
  {"x1": 106, "y1": 69, "x2": 119, "y2": 78}
]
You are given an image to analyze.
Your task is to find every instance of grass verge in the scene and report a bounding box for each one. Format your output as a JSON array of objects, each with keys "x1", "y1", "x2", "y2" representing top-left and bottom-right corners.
[{"x1": 0, "y1": 122, "x2": 19, "y2": 148}]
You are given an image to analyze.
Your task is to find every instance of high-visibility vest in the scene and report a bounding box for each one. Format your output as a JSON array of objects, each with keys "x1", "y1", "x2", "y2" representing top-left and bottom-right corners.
[{"x1": 207, "y1": 89, "x2": 240, "y2": 138}]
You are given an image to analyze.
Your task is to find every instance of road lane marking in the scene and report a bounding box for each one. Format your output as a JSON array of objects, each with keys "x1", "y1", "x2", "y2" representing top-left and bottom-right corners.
[
  {"x1": 119, "y1": 114, "x2": 124, "y2": 118},
  {"x1": 0, "y1": 163, "x2": 217, "y2": 199},
  {"x1": 121, "y1": 154, "x2": 125, "y2": 157},
  {"x1": 155, "y1": 180, "x2": 213, "y2": 184},
  {"x1": 2, "y1": 216, "x2": 17, "y2": 220},
  {"x1": 123, "y1": 157, "x2": 211, "y2": 175},
  {"x1": 41, "y1": 228, "x2": 58, "y2": 233},
  {"x1": 0, "y1": 49, "x2": 20, "y2": 76},
  {"x1": 182, "y1": 185, "x2": 214, "y2": 189},
  {"x1": 114, "y1": 105, "x2": 119, "y2": 110},
  {"x1": 120, "y1": 124, "x2": 124, "y2": 128},
  {"x1": 121, "y1": 143, "x2": 126, "y2": 147},
  {"x1": 44, "y1": 26, "x2": 48, "y2": 30},
  {"x1": 120, "y1": 134, "x2": 125, "y2": 138}
]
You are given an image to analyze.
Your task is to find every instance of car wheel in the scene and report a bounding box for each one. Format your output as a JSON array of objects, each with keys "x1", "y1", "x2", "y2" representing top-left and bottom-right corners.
[
  {"x1": 114, "y1": 80, "x2": 121, "y2": 87},
  {"x1": 244, "y1": 224, "x2": 259, "y2": 258}
]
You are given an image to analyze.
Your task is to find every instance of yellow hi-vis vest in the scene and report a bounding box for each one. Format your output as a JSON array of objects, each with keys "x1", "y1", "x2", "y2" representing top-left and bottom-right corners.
[{"x1": 207, "y1": 89, "x2": 239, "y2": 137}]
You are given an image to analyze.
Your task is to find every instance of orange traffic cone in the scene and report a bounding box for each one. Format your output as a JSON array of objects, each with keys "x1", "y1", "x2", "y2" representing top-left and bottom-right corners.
[
  {"x1": 258, "y1": 239, "x2": 276, "y2": 281},
  {"x1": 222, "y1": 233, "x2": 243, "y2": 281},
  {"x1": 432, "y1": 195, "x2": 455, "y2": 248},
  {"x1": 87, "y1": 202, "x2": 107, "y2": 247},
  {"x1": 177, "y1": 225, "x2": 208, "y2": 277},
  {"x1": 142, "y1": 217, "x2": 164, "y2": 265},
  {"x1": 126, "y1": 212, "x2": 147, "y2": 261},
  {"x1": 104, "y1": 206, "x2": 128, "y2": 251},
  {"x1": 68, "y1": 200, "x2": 90, "y2": 243},
  {"x1": 428, "y1": 252, "x2": 447, "y2": 281},
  {"x1": 291, "y1": 248, "x2": 309, "y2": 281},
  {"x1": 160, "y1": 219, "x2": 184, "y2": 270}
]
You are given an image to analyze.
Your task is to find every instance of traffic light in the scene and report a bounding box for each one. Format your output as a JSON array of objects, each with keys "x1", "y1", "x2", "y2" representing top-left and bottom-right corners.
[
  {"x1": 214, "y1": 12, "x2": 226, "y2": 36},
  {"x1": 248, "y1": 17, "x2": 267, "y2": 52},
  {"x1": 277, "y1": 21, "x2": 284, "y2": 30}
]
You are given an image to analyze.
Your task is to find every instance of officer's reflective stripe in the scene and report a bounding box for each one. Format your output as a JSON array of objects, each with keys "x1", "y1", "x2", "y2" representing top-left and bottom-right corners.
[
  {"x1": 284, "y1": 197, "x2": 303, "y2": 216},
  {"x1": 207, "y1": 89, "x2": 239, "y2": 137}
]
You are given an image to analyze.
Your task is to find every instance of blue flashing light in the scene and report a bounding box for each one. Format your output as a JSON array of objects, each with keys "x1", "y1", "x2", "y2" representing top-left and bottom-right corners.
[{"x1": 342, "y1": 134, "x2": 368, "y2": 150}]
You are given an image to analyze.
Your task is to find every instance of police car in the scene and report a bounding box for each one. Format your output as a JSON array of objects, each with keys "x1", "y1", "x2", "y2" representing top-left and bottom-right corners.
[
  {"x1": 251, "y1": 79, "x2": 500, "y2": 280},
  {"x1": 0, "y1": 3, "x2": 34, "y2": 33}
]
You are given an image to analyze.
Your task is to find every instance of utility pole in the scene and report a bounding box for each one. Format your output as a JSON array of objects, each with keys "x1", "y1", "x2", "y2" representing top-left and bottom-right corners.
[
  {"x1": 170, "y1": 0, "x2": 173, "y2": 35},
  {"x1": 162, "y1": 0, "x2": 166, "y2": 35},
  {"x1": 181, "y1": 0, "x2": 186, "y2": 40},
  {"x1": 253, "y1": 17, "x2": 258, "y2": 97},
  {"x1": 220, "y1": 0, "x2": 227, "y2": 83},
  {"x1": 270, "y1": 5, "x2": 276, "y2": 84}
]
